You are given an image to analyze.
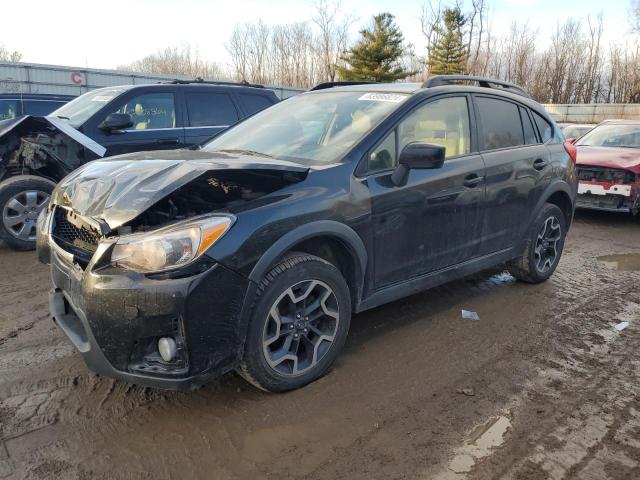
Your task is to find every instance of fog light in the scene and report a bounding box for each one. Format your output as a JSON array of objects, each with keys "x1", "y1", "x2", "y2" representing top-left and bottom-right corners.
[{"x1": 158, "y1": 337, "x2": 177, "y2": 362}]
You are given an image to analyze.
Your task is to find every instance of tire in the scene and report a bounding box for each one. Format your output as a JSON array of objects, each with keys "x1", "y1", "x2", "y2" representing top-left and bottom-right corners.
[
  {"x1": 0, "y1": 175, "x2": 56, "y2": 251},
  {"x1": 238, "y1": 253, "x2": 351, "y2": 392},
  {"x1": 507, "y1": 203, "x2": 567, "y2": 283}
]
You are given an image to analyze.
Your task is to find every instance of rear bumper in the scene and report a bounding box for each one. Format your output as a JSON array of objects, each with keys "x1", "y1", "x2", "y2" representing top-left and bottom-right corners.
[{"x1": 47, "y1": 247, "x2": 253, "y2": 391}]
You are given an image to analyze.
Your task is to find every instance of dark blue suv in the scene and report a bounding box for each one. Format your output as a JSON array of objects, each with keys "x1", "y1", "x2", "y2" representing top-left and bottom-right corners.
[
  {"x1": 0, "y1": 80, "x2": 278, "y2": 249},
  {"x1": 38, "y1": 76, "x2": 578, "y2": 392}
]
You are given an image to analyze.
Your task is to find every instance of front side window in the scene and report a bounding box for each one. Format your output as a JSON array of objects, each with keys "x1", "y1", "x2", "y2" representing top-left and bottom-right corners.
[
  {"x1": 576, "y1": 124, "x2": 640, "y2": 149},
  {"x1": 398, "y1": 96, "x2": 471, "y2": 158},
  {"x1": 51, "y1": 87, "x2": 128, "y2": 128},
  {"x1": 112, "y1": 93, "x2": 176, "y2": 130},
  {"x1": 204, "y1": 91, "x2": 407, "y2": 165},
  {"x1": 0, "y1": 100, "x2": 18, "y2": 120},
  {"x1": 476, "y1": 97, "x2": 524, "y2": 150},
  {"x1": 186, "y1": 92, "x2": 238, "y2": 127}
]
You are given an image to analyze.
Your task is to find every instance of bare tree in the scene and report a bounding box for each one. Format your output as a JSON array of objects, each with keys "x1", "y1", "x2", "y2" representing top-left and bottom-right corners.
[
  {"x1": 312, "y1": 0, "x2": 355, "y2": 82},
  {"x1": 420, "y1": 1, "x2": 444, "y2": 74},
  {"x1": 118, "y1": 45, "x2": 223, "y2": 79},
  {"x1": 631, "y1": 0, "x2": 640, "y2": 32},
  {"x1": 0, "y1": 46, "x2": 22, "y2": 63}
]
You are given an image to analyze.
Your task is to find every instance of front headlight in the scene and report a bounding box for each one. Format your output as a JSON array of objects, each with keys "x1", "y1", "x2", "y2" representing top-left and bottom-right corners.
[{"x1": 111, "y1": 215, "x2": 234, "y2": 273}]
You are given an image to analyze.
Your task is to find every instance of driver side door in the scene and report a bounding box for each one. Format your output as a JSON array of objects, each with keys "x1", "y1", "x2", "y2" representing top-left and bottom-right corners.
[
  {"x1": 363, "y1": 95, "x2": 487, "y2": 289},
  {"x1": 89, "y1": 89, "x2": 186, "y2": 157}
]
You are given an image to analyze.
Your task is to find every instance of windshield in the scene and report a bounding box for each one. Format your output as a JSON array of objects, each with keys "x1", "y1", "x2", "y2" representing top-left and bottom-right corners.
[
  {"x1": 50, "y1": 87, "x2": 129, "y2": 128},
  {"x1": 576, "y1": 124, "x2": 640, "y2": 149},
  {"x1": 203, "y1": 91, "x2": 408, "y2": 164}
]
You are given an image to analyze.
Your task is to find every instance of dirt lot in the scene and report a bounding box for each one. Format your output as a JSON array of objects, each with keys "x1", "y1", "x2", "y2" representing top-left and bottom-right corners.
[{"x1": 1, "y1": 210, "x2": 639, "y2": 480}]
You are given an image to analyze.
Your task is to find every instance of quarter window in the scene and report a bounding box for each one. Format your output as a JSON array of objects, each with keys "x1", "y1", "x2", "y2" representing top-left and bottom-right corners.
[
  {"x1": 113, "y1": 93, "x2": 176, "y2": 130},
  {"x1": 476, "y1": 97, "x2": 524, "y2": 150},
  {"x1": 186, "y1": 92, "x2": 239, "y2": 127},
  {"x1": 367, "y1": 131, "x2": 397, "y2": 172}
]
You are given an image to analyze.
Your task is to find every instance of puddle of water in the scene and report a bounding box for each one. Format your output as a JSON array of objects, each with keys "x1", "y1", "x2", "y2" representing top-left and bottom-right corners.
[
  {"x1": 597, "y1": 254, "x2": 640, "y2": 272},
  {"x1": 436, "y1": 416, "x2": 512, "y2": 478}
]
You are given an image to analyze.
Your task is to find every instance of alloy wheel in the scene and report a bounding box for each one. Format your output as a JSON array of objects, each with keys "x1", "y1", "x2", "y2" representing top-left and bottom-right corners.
[
  {"x1": 262, "y1": 279, "x2": 340, "y2": 377},
  {"x1": 534, "y1": 216, "x2": 562, "y2": 273},
  {"x1": 2, "y1": 190, "x2": 50, "y2": 242}
]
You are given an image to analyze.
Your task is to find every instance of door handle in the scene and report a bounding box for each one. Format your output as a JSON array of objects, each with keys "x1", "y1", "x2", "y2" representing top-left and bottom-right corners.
[
  {"x1": 157, "y1": 138, "x2": 180, "y2": 145},
  {"x1": 463, "y1": 174, "x2": 484, "y2": 188},
  {"x1": 533, "y1": 158, "x2": 548, "y2": 171}
]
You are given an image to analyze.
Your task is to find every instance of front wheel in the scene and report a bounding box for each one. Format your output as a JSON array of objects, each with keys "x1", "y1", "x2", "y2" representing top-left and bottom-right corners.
[
  {"x1": 0, "y1": 175, "x2": 56, "y2": 251},
  {"x1": 238, "y1": 253, "x2": 351, "y2": 392},
  {"x1": 507, "y1": 203, "x2": 567, "y2": 283}
]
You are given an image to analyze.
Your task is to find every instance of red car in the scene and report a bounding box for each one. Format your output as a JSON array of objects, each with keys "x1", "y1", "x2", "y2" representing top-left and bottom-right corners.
[{"x1": 574, "y1": 120, "x2": 640, "y2": 217}]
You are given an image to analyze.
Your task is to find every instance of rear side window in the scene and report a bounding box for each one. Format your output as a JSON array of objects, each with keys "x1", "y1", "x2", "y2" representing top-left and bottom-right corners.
[
  {"x1": 239, "y1": 93, "x2": 274, "y2": 116},
  {"x1": 23, "y1": 100, "x2": 67, "y2": 117},
  {"x1": 0, "y1": 99, "x2": 18, "y2": 120},
  {"x1": 532, "y1": 111, "x2": 553, "y2": 143},
  {"x1": 186, "y1": 92, "x2": 239, "y2": 127},
  {"x1": 520, "y1": 107, "x2": 538, "y2": 144},
  {"x1": 476, "y1": 97, "x2": 524, "y2": 150}
]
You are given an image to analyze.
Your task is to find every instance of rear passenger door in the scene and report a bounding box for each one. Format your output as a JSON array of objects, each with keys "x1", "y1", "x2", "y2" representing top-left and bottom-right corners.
[
  {"x1": 184, "y1": 89, "x2": 241, "y2": 146},
  {"x1": 473, "y1": 95, "x2": 550, "y2": 254}
]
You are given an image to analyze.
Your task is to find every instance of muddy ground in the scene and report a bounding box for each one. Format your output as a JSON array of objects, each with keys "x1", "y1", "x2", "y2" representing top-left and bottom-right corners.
[{"x1": 1, "y1": 210, "x2": 639, "y2": 480}]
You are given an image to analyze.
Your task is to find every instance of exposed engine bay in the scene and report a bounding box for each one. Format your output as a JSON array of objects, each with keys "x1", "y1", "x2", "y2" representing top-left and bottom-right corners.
[{"x1": 0, "y1": 116, "x2": 92, "y2": 182}]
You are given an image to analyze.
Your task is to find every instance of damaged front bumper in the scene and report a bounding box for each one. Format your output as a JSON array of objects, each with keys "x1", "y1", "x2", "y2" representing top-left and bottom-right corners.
[
  {"x1": 42, "y1": 214, "x2": 253, "y2": 390},
  {"x1": 576, "y1": 181, "x2": 640, "y2": 215}
]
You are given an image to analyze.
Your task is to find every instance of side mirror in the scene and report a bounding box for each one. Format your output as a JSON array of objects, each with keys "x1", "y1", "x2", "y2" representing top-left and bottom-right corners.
[
  {"x1": 566, "y1": 137, "x2": 577, "y2": 145},
  {"x1": 99, "y1": 113, "x2": 133, "y2": 133},
  {"x1": 391, "y1": 142, "x2": 446, "y2": 186}
]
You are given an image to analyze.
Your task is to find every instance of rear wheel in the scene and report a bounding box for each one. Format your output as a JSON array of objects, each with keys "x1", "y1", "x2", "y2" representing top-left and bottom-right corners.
[
  {"x1": 507, "y1": 203, "x2": 566, "y2": 283},
  {"x1": 238, "y1": 253, "x2": 351, "y2": 392},
  {"x1": 0, "y1": 175, "x2": 55, "y2": 251}
]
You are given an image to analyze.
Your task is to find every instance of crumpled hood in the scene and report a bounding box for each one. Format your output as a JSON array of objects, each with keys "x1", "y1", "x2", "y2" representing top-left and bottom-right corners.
[
  {"x1": 576, "y1": 146, "x2": 640, "y2": 173},
  {"x1": 51, "y1": 149, "x2": 309, "y2": 229}
]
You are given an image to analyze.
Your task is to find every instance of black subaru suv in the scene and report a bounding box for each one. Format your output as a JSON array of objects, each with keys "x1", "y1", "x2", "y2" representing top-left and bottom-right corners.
[
  {"x1": 0, "y1": 80, "x2": 278, "y2": 250},
  {"x1": 38, "y1": 76, "x2": 578, "y2": 392}
]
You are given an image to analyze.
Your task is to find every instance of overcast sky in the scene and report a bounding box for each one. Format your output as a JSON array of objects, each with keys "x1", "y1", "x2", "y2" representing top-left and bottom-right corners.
[{"x1": 1, "y1": 0, "x2": 634, "y2": 71}]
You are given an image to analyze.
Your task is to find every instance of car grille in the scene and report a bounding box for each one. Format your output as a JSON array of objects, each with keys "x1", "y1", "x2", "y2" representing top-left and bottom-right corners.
[
  {"x1": 51, "y1": 208, "x2": 101, "y2": 259},
  {"x1": 577, "y1": 166, "x2": 635, "y2": 184}
]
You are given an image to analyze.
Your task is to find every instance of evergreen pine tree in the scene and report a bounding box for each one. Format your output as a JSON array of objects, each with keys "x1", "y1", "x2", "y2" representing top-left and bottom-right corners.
[
  {"x1": 338, "y1": 13, "x2": 415, "y2": 82},
  {"x1": 428, "y1": 8, "x2": 467, "y2": 75}
]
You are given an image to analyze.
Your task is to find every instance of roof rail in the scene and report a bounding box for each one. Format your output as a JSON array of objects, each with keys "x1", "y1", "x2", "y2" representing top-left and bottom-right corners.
[
  {"x1": 423, "y1": 75, "x2": 530, "y2": 98},
  {"x1": 163, "y1": 78, "x2": 264, "y2": 89},
  {"x1": 310, "y1": 81, "x2": 377, "y2": 91}
]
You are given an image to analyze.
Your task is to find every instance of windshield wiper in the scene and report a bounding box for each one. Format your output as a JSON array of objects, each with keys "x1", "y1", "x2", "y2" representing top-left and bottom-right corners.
[
  {"x1": 56, "y1": 115, "x2": 70, "y2": 120},
  {"x1": 217, "y1": 149, "x2": 275, "y2": 158}
]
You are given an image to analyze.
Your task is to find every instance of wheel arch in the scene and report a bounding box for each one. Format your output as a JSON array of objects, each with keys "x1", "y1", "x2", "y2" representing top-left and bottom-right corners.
[{"x1": 248, "y1": 220, "x2": 367, "y2": 310}]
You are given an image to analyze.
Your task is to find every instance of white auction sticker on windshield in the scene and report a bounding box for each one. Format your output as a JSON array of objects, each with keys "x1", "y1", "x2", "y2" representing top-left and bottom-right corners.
[{"x1": 358, "y1": 93, "x2": 406, "y2": 103}]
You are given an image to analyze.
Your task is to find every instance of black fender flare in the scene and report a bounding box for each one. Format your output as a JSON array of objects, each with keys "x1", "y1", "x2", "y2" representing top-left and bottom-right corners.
[
  {"x1": 248, "y1": 220, "x2": 368, "y2": 305},
  {"x1": 519, "y1": 180, "x2": 575, "y2": 249}
]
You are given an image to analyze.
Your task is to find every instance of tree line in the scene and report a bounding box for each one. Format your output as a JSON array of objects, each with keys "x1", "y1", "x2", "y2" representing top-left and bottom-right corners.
[{"x1": 3, "y1": 0, "x2": 638, "y2": 104}]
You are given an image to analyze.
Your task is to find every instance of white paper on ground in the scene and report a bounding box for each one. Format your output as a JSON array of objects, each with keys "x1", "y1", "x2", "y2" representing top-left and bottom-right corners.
[
  {"x1": 461, "y1": 310, "x2": 480, "y2": 321},
  {"x1": 615, "y1": 321, "x2": 629, "y2": 332}
]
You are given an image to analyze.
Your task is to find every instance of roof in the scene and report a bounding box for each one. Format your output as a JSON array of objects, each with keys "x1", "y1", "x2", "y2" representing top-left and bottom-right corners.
[
  {"x1": 0, "y1": 93, "x2": 75, "y2": 100},
  {"x1": 308, "y1": 83, "x2": 424, "y2": 94}
]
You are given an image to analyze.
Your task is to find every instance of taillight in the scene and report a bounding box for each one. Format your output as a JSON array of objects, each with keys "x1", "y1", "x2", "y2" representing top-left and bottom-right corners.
[{"x1": 564, "y1": 140, "x2": 577, "y2": 164}]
